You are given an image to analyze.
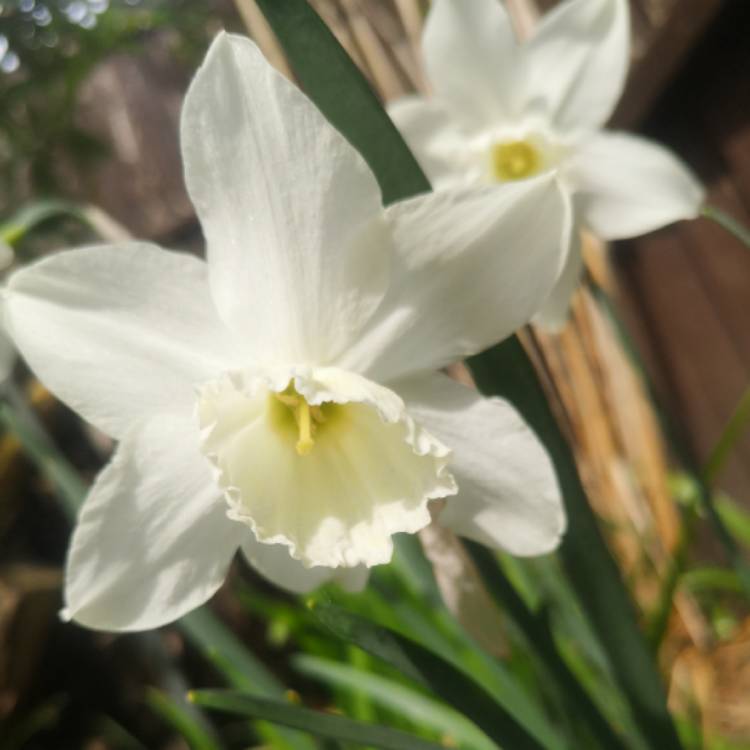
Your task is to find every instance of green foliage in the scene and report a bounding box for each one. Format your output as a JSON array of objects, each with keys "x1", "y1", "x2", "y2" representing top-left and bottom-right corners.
[
  {"x1": 145, "y1": 689, "x2": 223, "y2": 750},
  {"x1": 310, "y1": 600, "x2": 543, "y2": 749},
  {"x1": 292, "y1": 654, "x2": 498, "y2": 750},
  {"x1": 190, "y1": 690, "x2": 449, "y2": 750},
  {"x1": 466, "y1": 543, "x2": 631, "y2": 750},
  {"x1": 0, "y1": 1, "x2": 216, "y2": 206}
]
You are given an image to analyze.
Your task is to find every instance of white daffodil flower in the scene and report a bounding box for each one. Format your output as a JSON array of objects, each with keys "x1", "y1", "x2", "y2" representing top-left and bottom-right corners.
[
  {"x1": 389, "y1": 0, "x2": 706, "y2": 329},
  {"x1": 3, "y1": 33, "x2": 569, "y2": 632}
]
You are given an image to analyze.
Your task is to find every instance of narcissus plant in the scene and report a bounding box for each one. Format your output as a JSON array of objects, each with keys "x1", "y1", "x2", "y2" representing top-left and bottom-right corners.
[{"x1": 4, "y1": 33, "x2": 568, "y2": 631}]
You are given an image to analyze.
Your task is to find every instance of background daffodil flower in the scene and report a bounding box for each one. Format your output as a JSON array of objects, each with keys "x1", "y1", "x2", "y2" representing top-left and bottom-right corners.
[
  {"x1": 388, "y1": 0, "x2": 706, "y2": 329},
  {"x1": 3, "y1": 33, "x2": 568, "y2": 632}
]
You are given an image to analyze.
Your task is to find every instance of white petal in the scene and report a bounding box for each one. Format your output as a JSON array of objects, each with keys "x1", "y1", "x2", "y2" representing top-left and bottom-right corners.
[
  {"x1": 181, "y1": 33, "x2": 388, "y2": 365},
  {"x1": 4, "y1": 244, "x2": 234, "y2": 439},
  {"x1": 198, "y1": 366, "x2": 456, "y2": 569},
  {"x1": 387, "y1": 96, "x2": 479, "y2": 190},
  {"x1": 394, "y1": 373, "x2": 565, "y2": 556},
  {"x1": 342, "y1": 175, "x2": 570, "y2": 381},
  {"x1": 422, "y1": 0, "x2": 523, "y2": 127},
  {"x1": 527, "y1": 0, "x2": 630, "y2": 133},
  {"x1": 63, "y1": 416, "x2": 243, "y2": 631},
  {"x1": 533, "y1": 218, "x2": 583, "y2": 332},
  {"x1": 567, "y1": 132, "x2": 705, "y2": 239},
  {"x1": 241, "y1": 536, "x2": 368, "y2": 594}
]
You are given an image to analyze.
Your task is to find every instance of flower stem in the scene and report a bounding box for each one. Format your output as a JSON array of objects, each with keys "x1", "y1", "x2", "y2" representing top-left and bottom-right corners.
[
  {"x1": 586, "y1": 275, "x2": 750, "y2": 601},
  {"x1": 703, "y1": 384, "x2": 750, "y2": 486},
  {"x1": 702, "y1": 204, "x2": 750, "y2": 249},
  {"x1": 0, "y1": 382, "x2": 86, "y2": 520}
]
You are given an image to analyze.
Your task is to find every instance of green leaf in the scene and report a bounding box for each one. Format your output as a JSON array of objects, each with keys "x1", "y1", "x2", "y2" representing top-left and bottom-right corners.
[
  {"x1": 702, "y1": 204, "x2": 750, "y2": 251},
  {"x1": 311, "y1": 600, "x2": 546, "y2": 750},
  {"x1": 680, "y1": 567, "x2": 743, "y2": 595},
  {"x1": 0, "y1": 200, "x2": 84, "y2": 245},
  {"x1": 253, "y1": 0, "x2": 429, "y2": 206},
  {"x1": 180, "y1": 608, "x2": 283, "y2": 695},
  {"x1": 145, "y1": 689, "x2": 223, "y2": 750},
  {"x1": 0, "y1": 696, "x2": 68, "y2": 750},
  {"x1": 716, "y1": 494, "x2": 750, "y2": 548},
  {"x1": 296, "y1": 557, "x2": 563, "y2": 749},
  {"x1": 179, "y1": 607, "x2": 316, "y2": 750},
  {"x1": 590, "y1": 279, "x2": 750, "y2": 600},
  {"x1": 704, "y1": 385, "x2": 750, "y2": 486},
  {"x1": 254, "y1": 2, "x2": 682, "y2": 748},
  {"x1": 293, "y1": 653, "x2": 499, "y2": 750},
  {"x1": 468, "y1": 340, "x2": 681, "y2": 750},
  {"x1": 0, "y1": 387, "x2": 88, "y2": 519},
  {"x1": 189, "y1": 690, "x2": 447, "y2": 750},
  {"x1": 466, "y1": 543, "x2": 629, "y2": 750}
]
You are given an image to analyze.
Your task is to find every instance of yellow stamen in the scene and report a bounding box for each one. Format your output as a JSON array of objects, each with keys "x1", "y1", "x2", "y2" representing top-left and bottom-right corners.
[
  {"x1": 295, "y1": 399, "x2": 315, "y2": 456},
  {"x1": 272, "y1": 386, "x2": 340, "y2": 456},
  {"x1": 491, "y1": 140, "x2": 540, "y2": 182},
  {"x1": 276, "y1": 393, "x2": 299, "y2": 407}
]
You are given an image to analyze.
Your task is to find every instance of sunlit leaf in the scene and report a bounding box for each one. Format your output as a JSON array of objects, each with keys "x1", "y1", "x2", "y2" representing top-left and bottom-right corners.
[
  {"x1": 145, "y1": 689, "x2": 223, "y2": 750},
  {"x1": 0, "y1": 200, "x2": 83, "y2": 245},
  {"x1": 294, "y1": 653, "x2": 499, "y2": 750},
  {"x1": 311, "y1": 600, "x2": 546, "y2": 750},
  {"x1": 466, "y1": 543, "x2": 629, "y2": 750},
  {"x1": 189, "y1": 690, "x2": 447, "y2": 750}
]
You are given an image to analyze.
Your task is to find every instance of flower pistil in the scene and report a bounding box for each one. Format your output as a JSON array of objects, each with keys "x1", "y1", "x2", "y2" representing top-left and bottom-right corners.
[
  {"x1": 272, "y1": 386, "x2": 336, "y2": 456},
  {"x1": 491, "y1": 140, "x2": 540, "y2": 182}
]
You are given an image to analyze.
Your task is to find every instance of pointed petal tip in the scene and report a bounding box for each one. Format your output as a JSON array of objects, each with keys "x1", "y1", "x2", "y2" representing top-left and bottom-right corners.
[
  {"x1": 570, "y1": 132, "x2": 706, "y2": 239},
  {"x1": 525, "y1": 510, "x2": 567, "y2": 557},
  {"x1": 528, "y1": 0, "x2": 631, "y2": 132},
  {"x1": 205, "y1": 28, "x2": 243, "y2": 55}
]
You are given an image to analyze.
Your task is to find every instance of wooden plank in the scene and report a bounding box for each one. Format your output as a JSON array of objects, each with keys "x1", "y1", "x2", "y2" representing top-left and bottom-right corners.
[
  {"x1": 338, "y1": 0, "x2": 412, "y2": 100},
  {"x1": 613, "y1": 0, "x2": 725, "y2": 127},
  {"x1": 615, "y1": 2, "x2": 750, "y2": 500},
  {"x1": 235, "y1": 0, "x2": 295, "y2": 79},
  {"x1": 617, "y1": 227, "x2": 750, "y2": 499},
  {"x1": 69, "y1": 37, "x2": 194, "y2": 240}
]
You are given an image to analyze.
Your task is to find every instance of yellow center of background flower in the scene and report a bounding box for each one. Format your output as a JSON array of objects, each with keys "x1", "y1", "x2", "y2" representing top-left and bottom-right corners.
[{"x1": 491, "y1": 140, "x2": 540, "y2": 181}]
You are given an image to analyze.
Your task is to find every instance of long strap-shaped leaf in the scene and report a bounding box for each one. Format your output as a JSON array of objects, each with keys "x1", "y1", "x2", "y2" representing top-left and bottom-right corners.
[
  {"x1": 146, "y1": 689, "x2": 223, "y2": 750},
  {"x1": 253, "y1": 2, "x2": 682, "y2": 748},
  {"x1": 465, "y1": 543, "x2": 628, "y2": 750},
  {"x1": 293, "y1": 653, "x2": 500, "y2": 750},
  {"x1": 190, "y1": 690, "x2": 449, "y2": 750},
  {"x1": 467, "y1": 342, "x2": 681, "y2": 749},
  {"x1": 254, "y1": 0, "x2": 429, "y2": 205},
  {"x1": 312, "y1": 601, "x2": 542, "y2": 750}
]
